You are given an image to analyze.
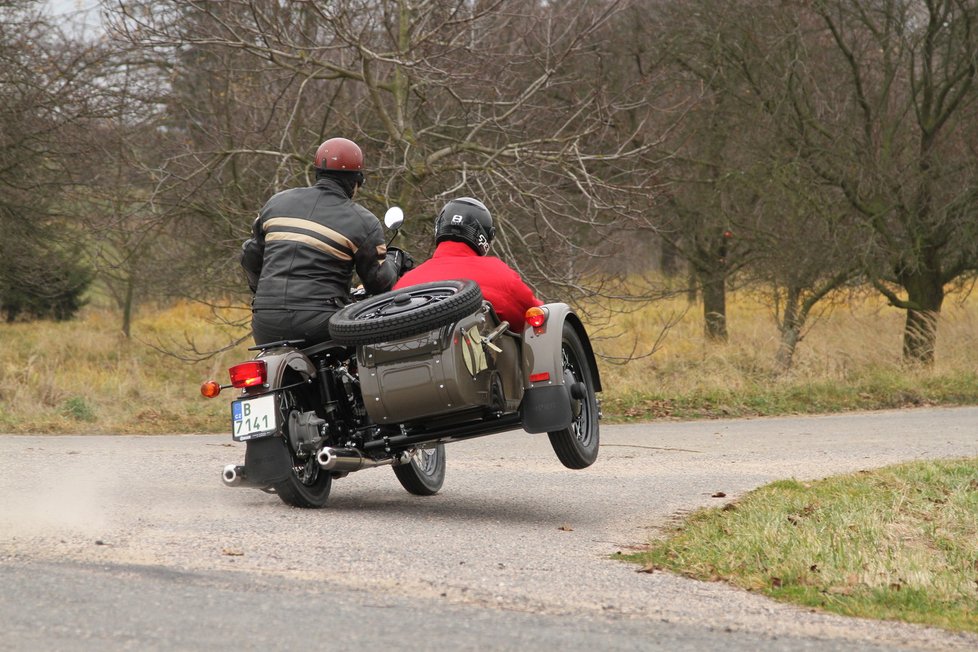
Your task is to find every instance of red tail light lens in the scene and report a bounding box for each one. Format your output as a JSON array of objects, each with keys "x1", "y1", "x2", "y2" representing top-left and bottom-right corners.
[
  {"x1": 229, "y1": 361, "x2": 267, "y2": 388},
  {"x1": 525, "y1": 306, "x2": 547, "y2": 328}
]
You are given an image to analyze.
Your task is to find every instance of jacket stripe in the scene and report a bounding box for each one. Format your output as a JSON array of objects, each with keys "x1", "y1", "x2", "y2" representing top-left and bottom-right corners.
[
  {"x1": 265, "y1": 232, "x2": 353, "y2": 261},
  {"x1": 263, "y1": 217, "x2": 357, "y2": 253}
]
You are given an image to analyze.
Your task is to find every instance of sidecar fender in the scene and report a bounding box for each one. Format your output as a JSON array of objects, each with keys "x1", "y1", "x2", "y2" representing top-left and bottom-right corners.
[{"x1": 519, "y1": 303, "x2": 601, "y2": 434}]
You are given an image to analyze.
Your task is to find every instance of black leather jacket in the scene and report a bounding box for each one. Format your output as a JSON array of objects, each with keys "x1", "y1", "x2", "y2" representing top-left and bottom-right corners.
[{"x1": 240, "y1": 177, "x2": 398, "y2": 310}]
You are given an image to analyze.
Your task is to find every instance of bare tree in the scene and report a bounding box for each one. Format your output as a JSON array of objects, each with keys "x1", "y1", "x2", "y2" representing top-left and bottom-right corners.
[
  {"x1": 666, "y1": 0, "x2": 867, "y2": 368},
  {"x1": 106, "y1": 0, "x2": 664, "y2": 309},
  {"x1": 657, "y1": 0, "x2": 978, "y2": 365},
  {"x1": 634, "y1": 0, "x2": 770, "y2": 342},
  {"x1": 747, "y1": 162, "x2": 864, "y2": 371},
  {"x1": 82, "y1": 106, "x2": 179, "y2": 336},
  {"x1": 738, "y1": 0, "x2": 978, "y2": 365}
]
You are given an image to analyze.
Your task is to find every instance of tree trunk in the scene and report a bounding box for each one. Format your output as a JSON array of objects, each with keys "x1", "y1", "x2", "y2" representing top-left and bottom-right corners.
[
  {"x1": 701, "y1": 273, "x2": 727, "y2": 342},
  {"x1": 900, "y1": 270, "x2": 944, "y2": 365},
  {"x1": 775, "y1": 287, "x2": 803, "y2": 373},
  {"x1": 686, "y1": 272, "x2": 698, "y2": 305},
  {"x1": 660, "y1": 236, "x2": 681, "y2": 278},
  {"x1": 121, "y1": 276, "x2": 134, "y2": 339}
]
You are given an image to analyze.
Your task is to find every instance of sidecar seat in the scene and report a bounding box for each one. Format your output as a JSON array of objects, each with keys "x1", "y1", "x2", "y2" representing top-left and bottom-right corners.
[{"x1": 356, "y1": 302, "x2": 525, "y2": 426}]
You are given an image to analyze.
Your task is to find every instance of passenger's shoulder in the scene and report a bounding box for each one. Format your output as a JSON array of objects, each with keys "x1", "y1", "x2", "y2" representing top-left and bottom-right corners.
[{"x1": 485, "y1": 256, "x2": 518, "y2": 273}]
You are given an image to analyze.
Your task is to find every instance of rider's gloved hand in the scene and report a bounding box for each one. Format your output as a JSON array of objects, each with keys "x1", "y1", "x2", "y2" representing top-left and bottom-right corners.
[
  {"x1": 387, "y1": 247, "x2": 415, "y2": 275},
  {"x1": 350, "y1": 284, "x2": 367, "y2": 301}
]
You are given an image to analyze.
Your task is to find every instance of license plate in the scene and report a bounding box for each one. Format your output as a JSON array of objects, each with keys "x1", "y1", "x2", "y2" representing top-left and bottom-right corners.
[{"x1": 231, "y1": 394, "x2": 277, "y2": 441}]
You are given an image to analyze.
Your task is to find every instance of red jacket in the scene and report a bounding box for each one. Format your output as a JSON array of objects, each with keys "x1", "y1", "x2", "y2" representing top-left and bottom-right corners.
[{"x1": 394, "y1": 241, "x2": 542, "y2": 330}]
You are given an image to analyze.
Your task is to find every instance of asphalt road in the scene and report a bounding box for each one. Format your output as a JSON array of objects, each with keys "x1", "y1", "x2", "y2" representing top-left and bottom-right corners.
[{"x1": 1, "y1": 407, "x2": 977, "y2": 651}]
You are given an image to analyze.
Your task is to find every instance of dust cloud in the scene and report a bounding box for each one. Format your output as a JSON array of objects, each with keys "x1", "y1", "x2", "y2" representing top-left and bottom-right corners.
[{"x1": 0, "y1": 458, "x2": 113, "y2": 538}]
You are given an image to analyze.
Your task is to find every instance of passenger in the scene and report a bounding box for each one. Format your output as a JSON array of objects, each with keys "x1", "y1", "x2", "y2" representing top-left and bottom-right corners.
[
  {"x1": 394, "y1": 197, "x2": 542, "y2": 330},
  {"x1": 241, "y1": 137, "x2": 412, "y2": 346}
]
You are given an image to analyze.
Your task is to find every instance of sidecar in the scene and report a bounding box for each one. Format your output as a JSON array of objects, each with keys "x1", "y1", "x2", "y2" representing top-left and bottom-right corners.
[{"x1": 328, "y1": 280, "x2": 601, "y2": 469}]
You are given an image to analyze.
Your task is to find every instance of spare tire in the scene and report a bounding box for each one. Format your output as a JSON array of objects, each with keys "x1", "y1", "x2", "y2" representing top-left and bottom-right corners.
[{"x1": 329, "y1": 280, "x2": 484, "y2": 345}]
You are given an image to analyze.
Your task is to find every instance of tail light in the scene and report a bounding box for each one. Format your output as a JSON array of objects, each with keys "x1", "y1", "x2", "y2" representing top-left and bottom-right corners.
[
  {"x1": 229, "y1": 360, "x2": 268, "y2": 388},
  {"x1": 525, "y1": 306, "x2": 547, "y2": 329}
]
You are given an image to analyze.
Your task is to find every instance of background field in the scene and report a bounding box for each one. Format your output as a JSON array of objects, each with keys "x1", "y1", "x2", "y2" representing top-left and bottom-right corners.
[
  {"x1": 595, "y1": 289, "x2": 978, "y2": 420},
  {"x1": 2, "y1": 289, "x2": 976, "y2": 435}
]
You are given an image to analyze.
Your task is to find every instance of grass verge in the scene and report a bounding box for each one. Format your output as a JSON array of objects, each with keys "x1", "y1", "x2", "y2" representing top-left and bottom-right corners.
[
  {"x1": 625, "y1": 458, "x2": 978, "y2": 633},
  {"x1": 601, "y1": 368, "x2": 978, "y2": 422}
]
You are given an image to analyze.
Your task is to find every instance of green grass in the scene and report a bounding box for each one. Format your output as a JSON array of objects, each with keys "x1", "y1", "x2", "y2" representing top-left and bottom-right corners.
[
  {"x1": 626, "y1": 458, "x2": 978, "y2": 633},
  {"x1": 602, "y1": 368, "x2": 978, "y2": 422}
]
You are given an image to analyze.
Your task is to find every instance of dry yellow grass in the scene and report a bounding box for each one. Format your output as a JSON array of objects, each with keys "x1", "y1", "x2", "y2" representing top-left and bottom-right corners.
[
  {"x1": 0, "y1": 288, "x2": 975, "y2": 433},
  {"x1": 590, "y1": 289, "x2": 978, "y2": 419},
  {"x1": 0, "y1": 301, "x2": 253, "y2": 434}
]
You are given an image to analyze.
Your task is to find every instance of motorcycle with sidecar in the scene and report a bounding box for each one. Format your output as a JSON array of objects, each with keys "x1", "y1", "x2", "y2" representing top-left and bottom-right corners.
[{"x1": 200, "y1": 210, "x2": 601, "y2": 508}]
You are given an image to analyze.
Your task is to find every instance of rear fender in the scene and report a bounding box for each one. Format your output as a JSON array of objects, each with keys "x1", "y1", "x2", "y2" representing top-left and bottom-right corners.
[
  {"x1": 232, "y1": 348, "x2": 318, "y2": 484},
  {"x1": 564, "y1": 313, "x2": 601, "y2": 392},
  {"x1": 519, "y1": 303, "x2": 601, "y2": 433},
  {"x1": 254, "y1": 346, "x2": 318, "y2": 390},
  {"x1": 232, "y1": 347, "x2": 318, "y2": 444}
]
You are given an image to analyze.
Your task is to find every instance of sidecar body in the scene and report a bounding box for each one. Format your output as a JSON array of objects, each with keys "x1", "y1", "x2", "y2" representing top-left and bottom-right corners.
[
  {"x1": 354, "y1": 298, "x2": 600, "y2": 435},
  {"x1": 357, "y1": 304, "x2": 521, "y2": 425}
]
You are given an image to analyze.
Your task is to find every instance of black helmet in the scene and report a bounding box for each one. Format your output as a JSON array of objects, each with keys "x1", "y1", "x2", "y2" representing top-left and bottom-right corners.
[{"x1": 434, "y1": 197, "x2": 495, "y2": 256}]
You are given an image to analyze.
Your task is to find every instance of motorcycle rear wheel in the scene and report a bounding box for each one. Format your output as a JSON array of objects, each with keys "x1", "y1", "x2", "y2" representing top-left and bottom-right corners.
[
  {"x1": 393, "y1": 444, "x2": 446, "y2": 495},
  {"x1": 273, "y1": 388, "x2": 332, "y2": 508},
  {"x1": 547, "y1": 322, "x2": 600, "y2": 469}
]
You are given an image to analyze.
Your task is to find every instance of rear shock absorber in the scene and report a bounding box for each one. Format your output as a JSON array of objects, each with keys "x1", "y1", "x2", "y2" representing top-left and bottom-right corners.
[{"x1": 315, "y1": 356, "x2": 340, "y2": 418}]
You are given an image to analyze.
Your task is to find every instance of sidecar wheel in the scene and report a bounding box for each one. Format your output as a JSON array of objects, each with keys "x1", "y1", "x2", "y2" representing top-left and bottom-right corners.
[
  {"x1": 329, "y1": 280, "x2": 483, "y2": 345},
  {"x1": 273, "y1": 389, "x2": 332, "y2": 508},
  {"x1": 548, "y1": 323, "x2": 600, "y2": 469},
  {"x1": 393, "y1": 444, "x2": 446, "y2": 496}
]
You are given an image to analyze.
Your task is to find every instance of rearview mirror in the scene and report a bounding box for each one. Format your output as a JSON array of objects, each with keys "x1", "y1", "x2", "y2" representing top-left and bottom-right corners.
[{"x1": 384, "y1": 206, "x2": 404, "y2": 231}]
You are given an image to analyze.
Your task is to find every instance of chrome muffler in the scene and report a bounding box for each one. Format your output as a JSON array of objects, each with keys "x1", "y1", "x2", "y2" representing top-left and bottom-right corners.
[
  {"x1": 222, "y1": 464, "x2": 247, "y2": 487},
  {"x1": 316, "y1": 447, "x2": 410, "y2": 473}
]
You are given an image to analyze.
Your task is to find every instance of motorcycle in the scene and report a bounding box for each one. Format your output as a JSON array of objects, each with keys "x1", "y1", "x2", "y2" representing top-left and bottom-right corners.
[{"x1": 200, "y1": 208, "x2": 602, "y2": 508}]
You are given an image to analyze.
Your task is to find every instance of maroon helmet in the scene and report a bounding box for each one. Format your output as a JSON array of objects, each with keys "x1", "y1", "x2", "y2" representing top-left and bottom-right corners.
[{"x1": 314, "y1": 137, "x2": 364, "y2": 171}]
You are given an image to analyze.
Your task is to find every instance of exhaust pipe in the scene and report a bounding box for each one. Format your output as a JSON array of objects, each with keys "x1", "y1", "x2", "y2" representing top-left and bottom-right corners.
[
  {"x1": 316, "y1": 447, "x2": 410, "y2": 473},
  {"x1": 222, "y1": 464, "x2": 247, "y2": 487}
]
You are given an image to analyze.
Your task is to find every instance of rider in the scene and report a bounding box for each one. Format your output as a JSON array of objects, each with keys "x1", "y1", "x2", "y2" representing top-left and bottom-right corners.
[
  {"x1": 393, "y1": 196, "x2": 542, "y2": 330},
  {"x1": 241, "y1": 137, "x2": 410, "y2": 346}
]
